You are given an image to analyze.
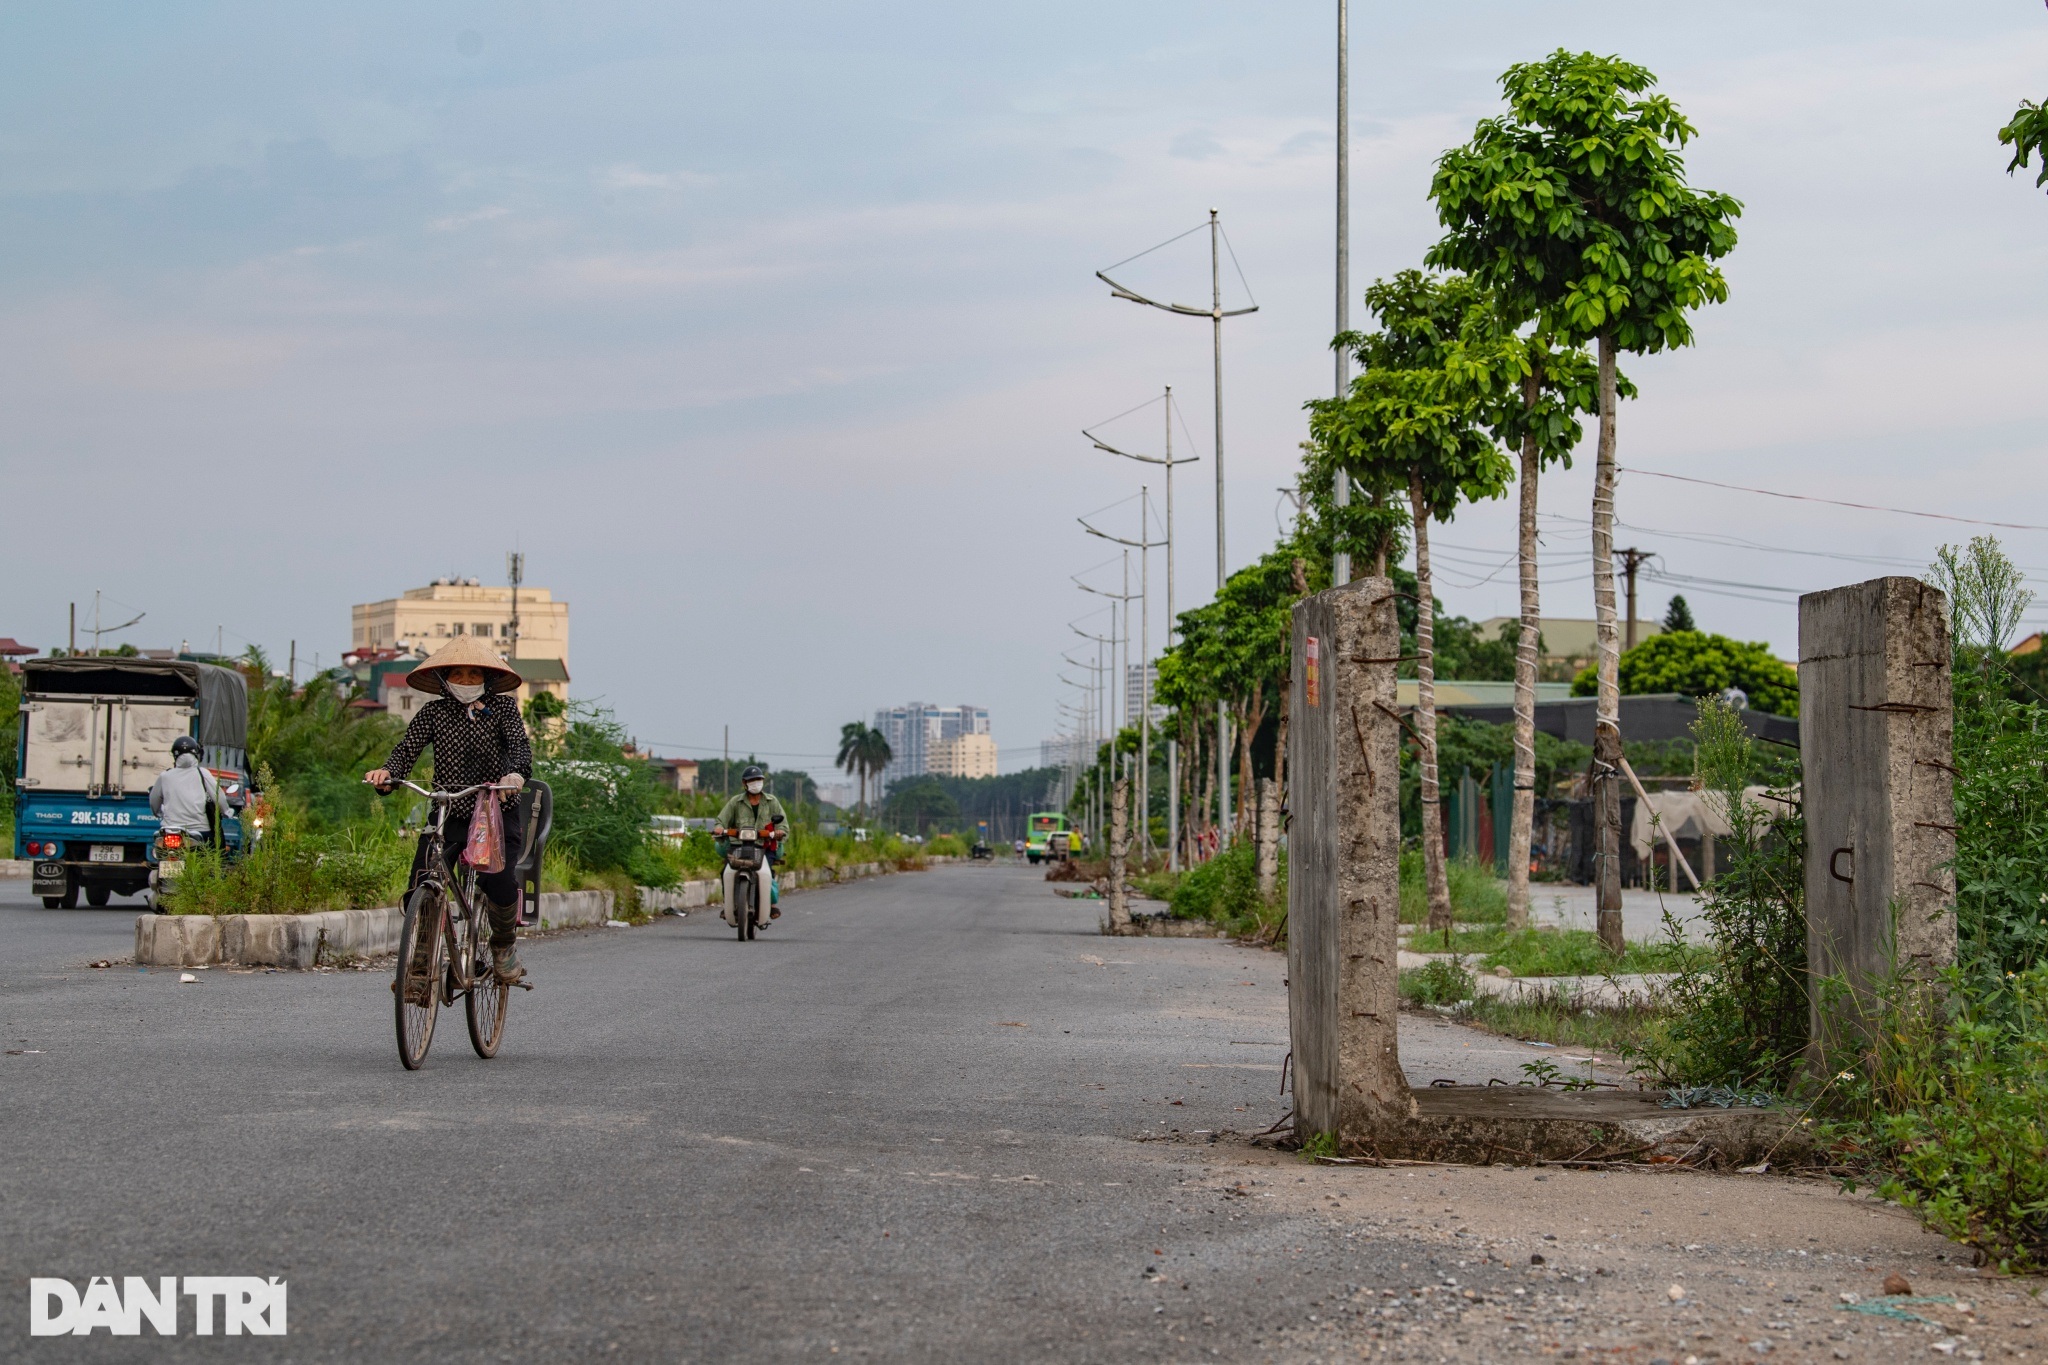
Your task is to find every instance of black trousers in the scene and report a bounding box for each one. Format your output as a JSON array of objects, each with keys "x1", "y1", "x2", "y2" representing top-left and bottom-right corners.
[{"x1": 409, "y1": 805, "x2": 526, "y2": 947}]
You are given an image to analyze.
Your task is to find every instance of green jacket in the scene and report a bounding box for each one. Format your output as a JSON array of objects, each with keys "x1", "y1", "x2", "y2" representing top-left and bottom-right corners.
[{"x1": 717, "y1": 792, "x2": 789, "y2": 834}]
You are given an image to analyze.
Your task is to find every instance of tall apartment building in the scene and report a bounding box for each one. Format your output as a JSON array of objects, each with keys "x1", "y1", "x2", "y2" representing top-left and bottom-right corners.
[
  {"x1": 1125, "y1": 661, "x2": 1159, "y2": 720},
  {"x1": 350, "y1": 577, "x2": 570, "y2": 705},
  {"x1": 874, "y1": 702, "x2": 990, "y2": 789}
]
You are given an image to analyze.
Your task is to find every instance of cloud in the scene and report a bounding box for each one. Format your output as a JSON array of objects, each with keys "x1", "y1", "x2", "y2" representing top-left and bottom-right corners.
[
  {"x1": 597, "y1": 164, "x2": 714, "y2": 192},
  {"x1": 428, "y1": 206, "x2": 510, "y2": 232}
]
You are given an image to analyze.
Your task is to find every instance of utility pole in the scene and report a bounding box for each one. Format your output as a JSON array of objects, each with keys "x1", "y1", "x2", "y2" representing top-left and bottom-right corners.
[
  {"x1": 1208, "y1": 210, "x2": 1232, "y2": 842},
  {"x1": 1083, "y1": 388, "x2": 1197, "y2": 868},
  {"x1": 723, "y1": 724, "x2": 730, "y2": 800},
  {"x1": 68, "y1": 603, "x2": 75, "y2": 656},
  {"x1": 507, "y1": 551, "x2": 525, "y2": 659},
  {"x1": 1617, "y1": 547, "x2": 1653, "y2": 650},
  {"x1": 1331, "y1": 0, "x2": 1352, "y2": 588},
  {"x1": 289, "y1": 640, "x2": 296, "y2": 688},
  {"x1": 1079, "y1": 496, "x2": 1164, "y2": 863},
  {"x1": 1097, "y1": 212, "x2": 1257, "y2": 845}
]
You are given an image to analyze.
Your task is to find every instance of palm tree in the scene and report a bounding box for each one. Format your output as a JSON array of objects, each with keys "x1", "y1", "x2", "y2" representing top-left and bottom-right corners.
[
  {"x1": 835, "y1": 723, "x2": 895, "y2": 819},
  {"x1": 858, "y1": 728, "x2": 893, "y2": 818},
  {"x1": 836, "y1": 722, "x2": 869, "y2": 815}
]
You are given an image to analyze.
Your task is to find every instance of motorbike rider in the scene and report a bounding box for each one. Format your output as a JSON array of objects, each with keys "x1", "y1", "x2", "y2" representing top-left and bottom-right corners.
[
  {"x1": 364, "y1": 636, "x2": 531, "y2": 984},
  {"x1": 716, "y1": 765, "x2": 788, "y2": 923},
  {"x1": 149, "y1": 736, "x2": 222, "y2": 845}
]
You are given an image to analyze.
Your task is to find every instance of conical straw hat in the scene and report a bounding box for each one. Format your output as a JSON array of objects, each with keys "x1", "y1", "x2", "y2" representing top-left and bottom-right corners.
[{"x1": 407, "y1": 634, "x2": 524, "y2": 696}]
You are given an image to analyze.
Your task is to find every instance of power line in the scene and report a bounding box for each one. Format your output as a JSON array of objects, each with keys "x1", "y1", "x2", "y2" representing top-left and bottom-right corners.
[{"x1": 1619, "y1": 466, "x2": 2048, "y2": 533}]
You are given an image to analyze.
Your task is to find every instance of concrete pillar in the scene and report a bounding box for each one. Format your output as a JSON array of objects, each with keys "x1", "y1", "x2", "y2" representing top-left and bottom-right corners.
[
  {"x1": 1256, "y1": 777, "x2": 1279, "y2": 902},
  {"x1": 1800, "y1": 577, "x2": 1956, "y2": 1054},
  {"x1": 1287, "y1": 576, "x2": 1415, "y2": 1146},
  {"x1": 1107, "y1": 775, "x2": 1131, "y2": 932}
]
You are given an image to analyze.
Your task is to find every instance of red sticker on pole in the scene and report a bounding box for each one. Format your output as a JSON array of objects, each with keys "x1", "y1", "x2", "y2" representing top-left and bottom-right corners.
[{"x1": 1304, "y1": 636, "x2": 1320, "y2": 707}]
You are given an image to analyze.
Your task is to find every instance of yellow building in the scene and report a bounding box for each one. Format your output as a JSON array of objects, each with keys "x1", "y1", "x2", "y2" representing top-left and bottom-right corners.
[
  {"x1": 351, "y1": 577, "x2": 570, "y2": 705},
  {"x1": 1474, "y1": 615, "x2": 1662, "y2": 682},
  {"x1": 927, "y1": 732, "x2": 997, "y2": 779}
]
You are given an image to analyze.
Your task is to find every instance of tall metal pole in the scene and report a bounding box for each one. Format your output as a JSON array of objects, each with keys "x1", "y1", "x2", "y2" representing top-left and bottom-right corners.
[
  {"x1": 1139, "y1": 487, "x2": 1152, "y2": 863},
  {"x1": 1331, "y1": 0, "x2": 1352, "y2": 587},
  {"x1": 1165, "y1": 391, "x2": 1179, "y2": 871},
  {"x1": 1210, "y1": 210, "x2": 1232, "y2": 842}
]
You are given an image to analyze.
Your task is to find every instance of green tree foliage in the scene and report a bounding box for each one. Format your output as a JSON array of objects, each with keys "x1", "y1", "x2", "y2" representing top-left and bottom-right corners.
[
  {"x1": 1427, "y1": 49, "x2": 1742, "y2": 361},
  {"x1": 243, "y1": 660, "x2": 403, "y2": 829},
  {"x1": 882, "y1": 775, "x2": 958, "y2": 834},
  {"x1": 536, "y1": 701, "x2": 669, "y2": 884},
  {"x1": 923, "y1": 768, "x2": 1062, "y2": 836},
  {"x1": 2001, "y1": 99, "x2": 2048, "y2": 190},
  {"x1": 1931, "y1": 535, "x2": 2035, "y2": 670},
  {"x1": 0, "y1": 663, "x2": 19, "y2": 841},
  {"x1": 1570, "y1": 630, "x2": 1797, "y2": 718},
  {"x1": 1660, "y1": 595, "x2": 1695, "y2": 632},
  {"x1": 1950, "y1": 664, "x2": 2048, "y2": 978}
]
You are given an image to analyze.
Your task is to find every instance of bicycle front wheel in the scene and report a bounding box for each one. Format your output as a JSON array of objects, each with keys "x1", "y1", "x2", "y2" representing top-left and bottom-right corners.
[
  {"x1": 466, "y1": 920, "x2": 509, "y2": 1059},
  {"x1": 394, "y1": 885, "x2": 447, "y2": 1070}
]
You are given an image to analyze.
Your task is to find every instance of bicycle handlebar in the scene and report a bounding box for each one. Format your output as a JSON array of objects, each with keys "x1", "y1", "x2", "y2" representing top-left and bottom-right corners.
[{"x1": 377, "y1": 779, "x2": 507, "y2": 801}]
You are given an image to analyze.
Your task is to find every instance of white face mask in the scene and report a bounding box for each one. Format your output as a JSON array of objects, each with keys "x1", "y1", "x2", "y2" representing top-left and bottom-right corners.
[
  {"x1": 175, "y1": 753, "x2": 199, "y2": 770},
  {"x1": 745, "y1": 780, "x2": 765, "y2": 795},
  {"x1": 448, "y1": 681, "x2": 486, "y2": 704}
]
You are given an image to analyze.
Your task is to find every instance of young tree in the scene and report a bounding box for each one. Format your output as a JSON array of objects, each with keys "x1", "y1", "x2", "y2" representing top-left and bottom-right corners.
[
  {"x1": 1661, "y1": 594, "x2": 1696, "y2": 633},
  {"x1": 1428, "y1": 50, "x2": 1740, "y2": 951},
  {"x1": 1312, "y1": 270, "x2": 1513, "y2": 931},
  {"x1": 1439, "y1": 314, "x2": 1619, "y2": 927},
  {"x1": 2001, "y1": 100, "x2": 2048, "y2": 190}
]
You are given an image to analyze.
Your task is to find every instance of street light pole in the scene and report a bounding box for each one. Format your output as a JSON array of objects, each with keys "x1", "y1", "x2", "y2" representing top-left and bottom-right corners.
[
  {"x1": 1080, "y1": 498, "x2": 1164, "y2": 864},
  {"x1": 1097, "y1": 215, "x2": 1257, "y2": 847},
  {"x1": 1083, "y1": 388, "x2": 1198, "y2": 867},
  {"x1": 1332, "y1": 0, "x2": 1353, "y2": 588}
]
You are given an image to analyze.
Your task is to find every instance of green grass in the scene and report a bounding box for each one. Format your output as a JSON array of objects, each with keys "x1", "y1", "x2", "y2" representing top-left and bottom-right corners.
[
  {"x1": 1398, "y1": 851, "x2": 1508, "y2": 924},
  {"x1": 1398, "y1": 963, "x2": 1670, "y2": 1056},
  {"x1": 1404, "y1": 924, "x2": 1704, "y2": 976}
]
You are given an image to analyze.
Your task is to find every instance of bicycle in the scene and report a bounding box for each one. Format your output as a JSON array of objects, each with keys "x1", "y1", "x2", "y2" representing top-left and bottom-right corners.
[{"x1": 386, "y1": 779, "x2": 534, "y2": 1070}]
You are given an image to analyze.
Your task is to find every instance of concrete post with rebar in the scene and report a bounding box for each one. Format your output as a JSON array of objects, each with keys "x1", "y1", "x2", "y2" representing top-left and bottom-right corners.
[
  {"x1": 1287, "y1": 576, "x2": 1415, "y2": 1148},
  {"x1": 1799, "y1": 576, "x2": 1957, "y2": 1060}
]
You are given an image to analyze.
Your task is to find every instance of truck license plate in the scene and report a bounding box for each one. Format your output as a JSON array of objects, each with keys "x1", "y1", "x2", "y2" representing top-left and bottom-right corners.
[{"x1": 90, "y1": 845, "x2": 125, "y2": 863}]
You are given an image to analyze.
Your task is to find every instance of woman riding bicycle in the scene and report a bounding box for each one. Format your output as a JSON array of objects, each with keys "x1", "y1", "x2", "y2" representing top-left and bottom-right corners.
[{"x1": 364, "y1": 636, "x2": 533, "y2": 983}]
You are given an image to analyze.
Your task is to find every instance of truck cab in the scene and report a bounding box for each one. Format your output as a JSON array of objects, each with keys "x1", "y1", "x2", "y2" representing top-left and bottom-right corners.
[{"x1": 12, "y1": 657, "x2": 251, "y2": 909}]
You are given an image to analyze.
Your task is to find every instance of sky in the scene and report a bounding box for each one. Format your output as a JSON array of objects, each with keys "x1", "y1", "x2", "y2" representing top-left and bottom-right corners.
[{"x1": 4, "y1": 2, "x2": 2047, "y2": 783}]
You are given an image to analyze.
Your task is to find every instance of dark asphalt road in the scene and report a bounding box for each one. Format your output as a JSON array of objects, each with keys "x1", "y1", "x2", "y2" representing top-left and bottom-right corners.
[{"x1": 2, "y1": 865, "x2": 1506, "y2": 1362}]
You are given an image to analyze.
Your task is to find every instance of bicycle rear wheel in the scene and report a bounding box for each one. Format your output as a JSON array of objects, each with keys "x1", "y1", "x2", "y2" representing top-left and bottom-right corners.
[
  {"x1": 466, "y1": 910, "x2": 509, "y2": 1059},
  {"x1": 394, "y1": 885, "x2": 446, "y2": 1070}
]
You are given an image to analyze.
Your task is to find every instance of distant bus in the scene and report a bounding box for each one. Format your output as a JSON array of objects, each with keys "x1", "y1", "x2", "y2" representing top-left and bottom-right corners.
[{"x1": 1024, "y1": 812, "x2": 1081, "y2": 864}]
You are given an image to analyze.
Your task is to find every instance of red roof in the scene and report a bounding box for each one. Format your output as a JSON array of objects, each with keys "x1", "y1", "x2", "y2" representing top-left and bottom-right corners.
[{"x1": 0, "y1": 638, "x2": 36, "y2": 656}]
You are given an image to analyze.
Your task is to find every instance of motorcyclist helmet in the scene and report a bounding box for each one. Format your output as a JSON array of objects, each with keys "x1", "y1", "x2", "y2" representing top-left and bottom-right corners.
[
  {"x1": 171, "y1": 737, "x2": 202, "y2": 760},
  {"x1": 741, "y1": 764, "x2": 767, "y2": 795}
]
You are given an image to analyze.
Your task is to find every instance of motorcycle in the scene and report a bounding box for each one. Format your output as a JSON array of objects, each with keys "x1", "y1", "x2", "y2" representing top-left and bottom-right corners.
[
  {"x1": 719, "y1": 818, "x2": 782, "y2": 941},
  {"x1": 146, "y1": 828, "x2": 204, "y2": 910}
]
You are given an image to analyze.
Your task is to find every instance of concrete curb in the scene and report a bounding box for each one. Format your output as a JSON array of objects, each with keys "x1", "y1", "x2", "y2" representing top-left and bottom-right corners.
[
  {"x1": 133, "y1": 855, "x2": 960, "y2": 967},
  {"x1": 0, "y1": 859, "x2": 30, "y2": 878},
  {"x1": 134, "y1": 890, "x2": 616, "y2": 969}
]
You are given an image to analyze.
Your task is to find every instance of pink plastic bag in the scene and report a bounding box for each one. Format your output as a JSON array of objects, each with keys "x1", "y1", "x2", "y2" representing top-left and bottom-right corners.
[{"x1": 463, "y1": 791, "x2": 506, "y2": 873}]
